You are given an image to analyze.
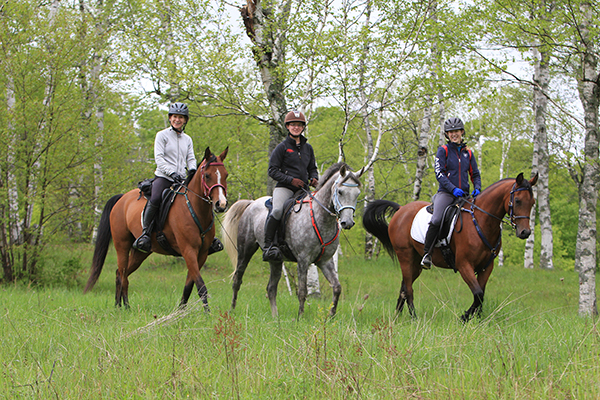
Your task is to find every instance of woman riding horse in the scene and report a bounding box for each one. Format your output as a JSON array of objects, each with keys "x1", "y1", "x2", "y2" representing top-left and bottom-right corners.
[
  {"x1": 422, "y1": 117, "x2": 482, "y2": 268},
  {"x1": 263, "y1": 110, "x2": 319, "y2": 262},
  {"x1": 133, "y1": 102, "x2": 223, "y2": 255}
]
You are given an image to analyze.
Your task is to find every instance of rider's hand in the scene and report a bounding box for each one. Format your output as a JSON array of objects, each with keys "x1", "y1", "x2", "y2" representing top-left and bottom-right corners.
[
  {"x1": 310, "y1": 178, "x2": 318, "y2": 187},
  {"x1": 471, "y1": 188, "x2": 481, "y2": 198},
  {"x1": 171, "y1": 172, "x2": 185, "y2": 183},
  {"x1": 291, "y1": 178, "x2": 305, "y2": 188},
  {"x1": 452, "y1": 187, "x2": 465, "y2": 197}
]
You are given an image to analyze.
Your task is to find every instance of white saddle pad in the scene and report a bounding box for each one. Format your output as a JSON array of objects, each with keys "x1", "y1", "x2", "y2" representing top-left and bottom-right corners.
[{"x1": 410, "y1": 206, "x2": 457, "y2": 246}]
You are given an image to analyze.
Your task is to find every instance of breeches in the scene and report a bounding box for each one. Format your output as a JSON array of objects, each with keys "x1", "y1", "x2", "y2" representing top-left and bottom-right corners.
[
  {"x1": 430, "y1": 191, "x2": 455, "y2": 226},
  {"x1": 150, "y1": 177, "x2": 172, "y2": 206},
  {"x1": 271, "y1": 187, "x2": 294, "y2": 220}
]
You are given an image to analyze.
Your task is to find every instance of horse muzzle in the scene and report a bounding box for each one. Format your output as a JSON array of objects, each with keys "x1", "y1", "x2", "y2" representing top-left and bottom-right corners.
[
  {"x1": 516, "y1": 228, "x2": 531, "y2": 239},
  {"x1": 339, "y1": 217, "x2": 355, "y2": 230},
  {"x1": 214, "y1": 200, "x2": 228, "y2": 213}
]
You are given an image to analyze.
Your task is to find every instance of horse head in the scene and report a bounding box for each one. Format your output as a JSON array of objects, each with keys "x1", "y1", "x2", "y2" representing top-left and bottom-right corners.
[
  {"x1": 330, "y1": 164, "x2": 362, "y2": 229},
  {"x1": 507, "y1": 172, "x2": 538, "y2": 239},
  {"x1": 194, "y1": 147, "x2": 229, "y2": 213}
]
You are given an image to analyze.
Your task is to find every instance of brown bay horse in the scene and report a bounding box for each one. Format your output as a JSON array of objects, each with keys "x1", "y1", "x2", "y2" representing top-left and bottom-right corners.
[
  {"x1": 363, "y1": 172, "x2": 538, "y2": 321},
  {"x1": 84, "y1": 147, "x2": 229, "y2": 310}
]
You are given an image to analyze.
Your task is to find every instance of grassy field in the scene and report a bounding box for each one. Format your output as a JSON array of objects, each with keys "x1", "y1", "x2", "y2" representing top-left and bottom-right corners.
[{"x1": 1, "y1": 245, "x2": 599, "y2": 399}]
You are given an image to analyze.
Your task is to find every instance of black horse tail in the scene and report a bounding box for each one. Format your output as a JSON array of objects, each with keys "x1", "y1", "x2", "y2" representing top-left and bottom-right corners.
[
  {"x1": 84, "y1": 194, "x2": 123, "y2": 293},
  {"x1": 363, "y1": 199, "x2": 401, "y2": 260}
]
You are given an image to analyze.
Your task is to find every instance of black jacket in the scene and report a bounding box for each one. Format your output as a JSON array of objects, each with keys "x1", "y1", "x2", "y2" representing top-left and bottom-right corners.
[{"x1": 268, "y1": 135, "x2": 319, "y2": 191}]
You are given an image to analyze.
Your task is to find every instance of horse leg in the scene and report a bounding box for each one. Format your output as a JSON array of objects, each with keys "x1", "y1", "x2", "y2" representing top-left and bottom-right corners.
[
  {"x1": 266, "y1": 260, "x2": 283, "y2": 317},
  {"x1": 296, "y1": 262, "x2": 310, "y2": 318},
  {"x1": 117, "y1": 249, "x2": 150, "y2": 308},
  {"x1": 458, "y1": 265, "x2": 485, "y2": 322},
  {"x1": 231, "y1": 242, "x2": 259, "y2": 311},
  {"x1": 396, "y1": 252, "x2": 422, "y2": 318},
  {"x1": 179, "y1": 249, "x2": 209, "y2": 311},
  {"x1": 318, "y1": 259, "x2": 341, "y2": 317}
]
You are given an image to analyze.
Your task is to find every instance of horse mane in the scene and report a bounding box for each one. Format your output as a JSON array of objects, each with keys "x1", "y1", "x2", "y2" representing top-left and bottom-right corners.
[
  {"x1": 316, "y1": 162, "x2": 359, "y2": 191},
  {"x1": 482, "y1": 175, "x2": 533, "y2": 196}
]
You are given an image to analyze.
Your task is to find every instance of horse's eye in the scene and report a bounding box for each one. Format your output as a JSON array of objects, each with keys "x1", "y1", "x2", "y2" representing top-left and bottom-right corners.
[{"x1": 205, "y1": 173, "x2": 210, "y2": 181}]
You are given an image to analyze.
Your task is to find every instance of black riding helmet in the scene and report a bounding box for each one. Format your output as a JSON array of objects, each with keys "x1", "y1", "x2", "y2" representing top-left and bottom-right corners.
[
  {"x1": 169, "y1": 102, "x2": 189, "y2": 132},
  {"x1": 443, "y1": 117, "x2": 464, "y2": 140}
]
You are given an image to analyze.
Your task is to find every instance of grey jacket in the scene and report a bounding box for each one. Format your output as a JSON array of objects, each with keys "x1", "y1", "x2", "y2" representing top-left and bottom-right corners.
[{"x1": 154, "y1": 127, "x2": 197, "y2": 180}]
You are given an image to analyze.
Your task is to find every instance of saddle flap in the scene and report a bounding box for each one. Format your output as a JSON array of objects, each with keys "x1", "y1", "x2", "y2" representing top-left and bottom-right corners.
[{"x1": 410, "y1": 206, "x2": 459, "y2": 246}]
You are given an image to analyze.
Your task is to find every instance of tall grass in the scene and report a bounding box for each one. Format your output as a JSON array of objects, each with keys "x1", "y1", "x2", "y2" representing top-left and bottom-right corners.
[{"x1": 1, "y1": 245, "x2": 598, "y2": 399}]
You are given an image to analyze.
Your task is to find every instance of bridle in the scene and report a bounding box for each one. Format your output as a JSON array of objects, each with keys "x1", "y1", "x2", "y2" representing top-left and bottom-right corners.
[
  {"x1": 199, "y1": 161, "x2": 227, "y2": 202},
  {"x1": 466, "y1": 182, "x2": 531, "y2": 230},
  {"x1": 301, "y1": 173, "x2": 361, "y2": 262},
  {"x1": 331, "y1": 176, "x2": 360, "y2": 215},
  {"x1": 463, "y1": 181, "x2": 532, "y2": 270}
]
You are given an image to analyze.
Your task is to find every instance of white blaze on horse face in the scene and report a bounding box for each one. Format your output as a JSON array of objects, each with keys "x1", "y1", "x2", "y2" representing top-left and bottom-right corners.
[{"x1": 215, "y1": 169, "x2": 227, "y2": 205}]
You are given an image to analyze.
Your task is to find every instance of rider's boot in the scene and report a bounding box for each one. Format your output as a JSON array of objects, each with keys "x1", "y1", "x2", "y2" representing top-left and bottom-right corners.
[
  {"x1": 421, "y1": 223, "x2": 439, "y2": 269},
  {"x1": 262, "y1": 215, "x2": 283, "y2": 262},
  {"x1": 208, "y1": 237, "x2": 224, "y2": 255},
  {"x1": 132, "y1": 202, "x2": 159, "y2": 253}
]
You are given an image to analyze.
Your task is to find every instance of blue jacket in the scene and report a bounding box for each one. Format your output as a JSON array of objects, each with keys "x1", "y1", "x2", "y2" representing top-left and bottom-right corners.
[
  {"x1": 434, "y1": 141, "x2": 481, "y2": 195},
  {"x1": 268, "y1": 135, "x2": 319, "y2": 191}
]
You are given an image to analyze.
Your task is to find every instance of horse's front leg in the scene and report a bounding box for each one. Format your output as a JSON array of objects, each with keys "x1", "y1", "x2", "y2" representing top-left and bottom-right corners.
[
  {"x1": 317, "y1": 258, "x2": 341, "y2": 317},
  {"x1": 458, "y1": 264, "x2": 485, "y2": 322},
  {"x1": 180, "y1": 248, "x2": 210, "y2": 311}
]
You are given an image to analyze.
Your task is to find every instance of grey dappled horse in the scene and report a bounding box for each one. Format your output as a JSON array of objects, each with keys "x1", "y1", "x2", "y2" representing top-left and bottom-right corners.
[{"x1": 222, "y1": 163, "x2": 363, "y2": 317}]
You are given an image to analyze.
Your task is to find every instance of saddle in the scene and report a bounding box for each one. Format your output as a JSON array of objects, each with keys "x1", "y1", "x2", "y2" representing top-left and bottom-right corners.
[
  {"x1": 264, "y1": 190, "x2": 308, "y2": 262},
  {"x1": 419, "y1": 197, "x2": 468, "y2": 271},
  {"x1": 137, "y1": 178, "x2": 184, "y2": 256}
]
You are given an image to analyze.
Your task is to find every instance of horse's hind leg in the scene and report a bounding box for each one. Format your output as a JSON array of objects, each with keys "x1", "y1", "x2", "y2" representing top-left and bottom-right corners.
[
  {"x1": 231, "y1": 242, "x2": 259, "y2": 311},
  {"x1": 114, "y1": 240, "x2": 149, "y2": 308},
  {"x1": 318, "y1": 259, "x2": 341, "y2": 317},
  {"x1": 396, "y1": 255, "x2": 422, "y2": 318},
  {"x1": 267, "y1": 260, "x2": 283, "y2": 317}
]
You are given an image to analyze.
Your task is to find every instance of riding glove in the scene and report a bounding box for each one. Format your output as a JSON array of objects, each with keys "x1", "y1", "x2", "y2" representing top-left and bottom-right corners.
[
  {"x1": 452, "y1": 188, "x2": 465, "y2": 197},
  {"x1": 291, "y1": 178, "x2": 305, "y2": 188},
  {"x1": 471, "y1": 188, "x2": 481, "y2": 198},
  {"x1": 170, "y1": 172, "x2": 185, "y2": 183}
]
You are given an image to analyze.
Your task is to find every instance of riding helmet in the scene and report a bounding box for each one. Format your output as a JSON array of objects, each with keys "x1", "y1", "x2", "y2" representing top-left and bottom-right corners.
[
  {"x1": 168, "y1": 102, "x2": 189, "y2": 118},
  {"x1": 284, "y1": 110, "x2": 306, "y2": 126},
  {"x1": 444, "y1": 117, "x2": 464, "y2": 132}
]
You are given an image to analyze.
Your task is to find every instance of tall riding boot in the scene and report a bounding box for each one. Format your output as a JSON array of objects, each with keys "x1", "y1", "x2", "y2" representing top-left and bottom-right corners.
[
  {"x1": 208, "y1": 237, "x2": 224, "y2": 255},
  {"x1": 421, "y1": 223, "x2": 439, "y2": 269},
  {"x1": 133, "y1": 202, "x2": 159, "y2": 253},
  {"x1": 262, "y1": 215, "x2": 283, "y2": 262}
]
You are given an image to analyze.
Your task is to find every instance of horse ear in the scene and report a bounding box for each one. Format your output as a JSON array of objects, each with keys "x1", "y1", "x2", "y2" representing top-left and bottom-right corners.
[
  {"x1": 530, "y1": 172, "x2": 539, "y2": 186},
  {"x1": 219, "y1": 146, "x2": 229, "y2": 162},
  {"x1": 339, "y1": 164, "x2": 347, "y2": 177},
  {"x1": 516, "y1": 172, "x2": 524, "y2": 186},
  {"x1": 203, "y1": 147, "x2": 211, "y2": 162}
]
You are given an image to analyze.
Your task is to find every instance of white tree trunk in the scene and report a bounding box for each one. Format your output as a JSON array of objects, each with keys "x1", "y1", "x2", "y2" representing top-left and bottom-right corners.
[
  {"x1": 6, "y1": 76, "x2": 21, "y2": 244},
  {"x1": 533, "y1": 48, "x2": 553, "y2": 269},
  {"x1": 575, "y1": 1, "x2": 598, "y2": 317}
]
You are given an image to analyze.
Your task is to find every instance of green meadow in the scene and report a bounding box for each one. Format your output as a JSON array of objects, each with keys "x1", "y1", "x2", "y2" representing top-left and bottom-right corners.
[{"x1": 1, "y1": 245, "x2": 598, "y2": 399}]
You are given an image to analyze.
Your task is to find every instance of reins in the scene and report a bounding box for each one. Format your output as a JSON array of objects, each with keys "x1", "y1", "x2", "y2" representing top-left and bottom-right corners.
[
  {"x1": 460, "y1": 182, "x2": 531, "y2": 270},
  {"x1": 300, "y1": 175, "x2": 360, "y2": 263},
  {"x1": 172, "y1": 160, "x2": 226, "y2": 241}
]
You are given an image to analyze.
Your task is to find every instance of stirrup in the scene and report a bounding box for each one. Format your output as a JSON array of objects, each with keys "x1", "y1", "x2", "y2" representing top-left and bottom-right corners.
[
  {"x1": 421, "y1": 253, "x2": 432, "y2": 269},
  {"x1": 133, "y1": 234, "x2": 152, "y2": 253},
  {"x1": 208, "y1": 238, "x2": 224, "y2": 255},
  {"x1": 262, "y1": 245, "x2": 282, "y2": 262}
]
